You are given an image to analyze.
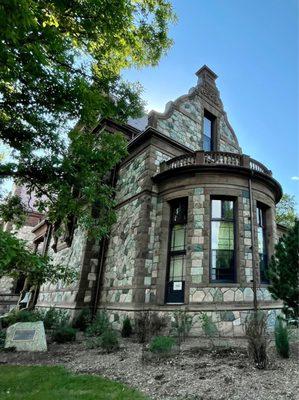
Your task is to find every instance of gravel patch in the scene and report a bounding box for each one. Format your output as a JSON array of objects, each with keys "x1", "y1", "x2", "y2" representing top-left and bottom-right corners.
[{"x1": 1, "y1": 337, "x2": 298, "y2": 400}]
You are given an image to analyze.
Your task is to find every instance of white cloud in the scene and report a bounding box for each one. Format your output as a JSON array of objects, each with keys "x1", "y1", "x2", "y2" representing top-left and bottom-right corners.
[{"x1": 291, "y1": 176, "x2": 299, "y2": 181}]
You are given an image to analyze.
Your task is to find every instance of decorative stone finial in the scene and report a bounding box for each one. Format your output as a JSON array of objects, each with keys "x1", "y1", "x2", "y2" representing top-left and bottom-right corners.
[{"x1": 195, "y1": 65, "x2": 218, "y2": 86}]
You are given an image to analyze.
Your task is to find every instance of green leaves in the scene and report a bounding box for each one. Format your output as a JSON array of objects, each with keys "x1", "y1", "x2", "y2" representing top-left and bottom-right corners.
[
  {"x1": 0, "y1": 0, "x2": 174, "y2": 240},
  {"x1": 0, "y1": 227, "x2": 77, "y2": 286},
  {"x1": 0, "y1": 194, "x2": 26, "y2": 228},
  {"x1": 268, "y1": 220, "x2": 299, "y2": 321},
  {"x1": 276, "y1": 194, "x2": 297, "y2": 229}
]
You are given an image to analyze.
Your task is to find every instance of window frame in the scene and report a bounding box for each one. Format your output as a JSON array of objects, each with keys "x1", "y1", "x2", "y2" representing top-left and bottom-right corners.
[
  {"x1": 210, "y1": 196, "x2": 236, "y2": 283},
  {"x1": 167, "y1": 197, "x2": 188, "y2": 278},
  {"x1": 165, "y1": 197, "x2": 188, "y2": 303},
  {"x1": 256, "y1": 203, "x2": 269, "y2": 284},
  {"x1": 203, "y1": 110, "x2": 216, "y2": 152}
]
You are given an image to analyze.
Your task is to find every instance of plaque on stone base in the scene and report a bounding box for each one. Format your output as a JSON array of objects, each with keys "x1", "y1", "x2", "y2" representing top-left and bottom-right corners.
[{"x1": 5, "y1": 321, "x2": 47, "y2": 352}]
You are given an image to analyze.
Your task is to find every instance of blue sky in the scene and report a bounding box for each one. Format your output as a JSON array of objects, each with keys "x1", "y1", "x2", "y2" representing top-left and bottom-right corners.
[{"x1": 124, "y1": 0, "x2": 299, "y2": 210}]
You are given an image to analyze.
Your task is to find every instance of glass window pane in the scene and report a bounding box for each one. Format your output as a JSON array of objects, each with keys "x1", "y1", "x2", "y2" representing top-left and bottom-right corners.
[
  {"x1": 203, "y1": 135, "x2": 211, "y2": 151},
  {"x1": 211, "y1": 249, "x2": 234, "y2": 281},
  {"x1": 258, "y1": 227, "x2": 264, "y2": 253},
  {"x1": 212, "y1": 221, "x2": 234, "y2": 250},
  {"x1": 259, "y1": 254, "x2": 269, "y2": 283},
  {"x1": 212, "y1": 200, "x2": 222, "y2": 218},
  {"x1": 212, "y1": 249, "x2": 234, "y2": 270},
  {"x1": 223, "y1": 201, "x2": 234, "y2": 219},
  {"x1": 169, "y1": 255, "x2": 185, "y2": 281},
  {"x1": 204, "y1": 117, "x2": 212, "y2": 138},
  {"x1": 171, "y1": 225, "x2": 186, "y2": 251},
  {"x1": 172, "y1": 199, "x2": 187, "y2": 224}
]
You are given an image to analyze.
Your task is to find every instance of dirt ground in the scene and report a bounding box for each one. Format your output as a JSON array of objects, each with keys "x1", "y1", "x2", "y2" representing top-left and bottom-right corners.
[{"x1": 1, "y1": 336, "x2": 298, "y2": 400}]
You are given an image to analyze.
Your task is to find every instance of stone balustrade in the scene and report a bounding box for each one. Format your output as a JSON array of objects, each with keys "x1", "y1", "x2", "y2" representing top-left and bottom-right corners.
[{"x1": 159, "y1": 151, "x2": 272, "y2": 176}]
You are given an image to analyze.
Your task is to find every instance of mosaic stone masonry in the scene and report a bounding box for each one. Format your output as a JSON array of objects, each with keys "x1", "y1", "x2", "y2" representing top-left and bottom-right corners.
[
  {"x1": 101, "y1": 198, "x2": 143, "y2": 304},
  {"x1": 36, "y1": 227, "x2": 86, "y2": 308},
  {"x1": 115, "y1": 151, "x2": 148, "y2": 203},
  {"x1": 189, "y1": 187, "x2": 205, "y2": 285}
]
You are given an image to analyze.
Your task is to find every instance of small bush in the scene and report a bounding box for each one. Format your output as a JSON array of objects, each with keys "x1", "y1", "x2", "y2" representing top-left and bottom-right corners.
[
  {"x1": 99, "y1": 328, "x2": 119, "y2": 353},
  {"x1": 52, "y1": 326, "x2": 76, "y2": 343},
  {"x1": 245, "y1": 311, "x2": 268, "y2": 369},
  {"x1": 134, "y1": 312, "x2": 148, "y2": 343},
  {"x1": 171, "y1": 310, "x2": 192, "y2": 347},
  {"x1": 199, "y1": 313, "x2": 219, "y2": 348},
  {"x1": 149, "y1": 336, "x2": 175, "y2": 354},
  {"x1": 86, "y1": 310, "x2": 110, "y2": 337},
  {"x1": 1, "y1": 309, "x2": 42, "y2": 328},
  {"x1": 43, "y1": 307, "x2": 69, "y2": 330},
  {"x1": 85, "y1": 336, "x2": 102, "y2": 349},
  {"x1": 72, "y1": 308, "x2": 92, "y2": 332},
  {"x1": 135, "y1": 311, "x2": 168, "y2": 343},
  {"x1": 275, "y1": 318, "x2": 290, "y2": 358},
  {"x1": 121, "y1": 317, "x2": 133, "y2": 338}
]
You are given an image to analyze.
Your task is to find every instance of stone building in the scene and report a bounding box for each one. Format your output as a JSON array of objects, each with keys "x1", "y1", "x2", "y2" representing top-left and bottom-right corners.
[{"x1": 0, "y1": 66, "x2": 286, "y2": 335}]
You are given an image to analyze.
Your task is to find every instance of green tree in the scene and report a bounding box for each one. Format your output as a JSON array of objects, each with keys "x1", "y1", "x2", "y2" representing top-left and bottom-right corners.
[
  {"x1": 0, "y1": 0, "x2": 175, "y2": 237},
  {"x1": 276, "y1": 194, "x2": 297, "y2": 229},
  {"x1": 268, "y1": 220, "x2": 299, "y2": 321},
  {"x1": 0, "y1": 227, "x2": 76, "y2": 286}
]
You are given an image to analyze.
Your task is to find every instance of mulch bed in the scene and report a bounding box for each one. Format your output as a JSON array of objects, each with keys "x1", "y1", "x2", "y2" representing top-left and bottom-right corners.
[{"x1": 1, "y1": 336, "x2": 298, "y2": 400}]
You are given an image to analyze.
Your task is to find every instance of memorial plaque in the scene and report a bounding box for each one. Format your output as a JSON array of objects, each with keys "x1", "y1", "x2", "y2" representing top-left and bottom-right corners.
[
  {"x1": 13, "y1": 329, "x2": 36, "y2": 341},
  {"x1": 5, "y1": 321, "x2": 47, "y2": 352}
]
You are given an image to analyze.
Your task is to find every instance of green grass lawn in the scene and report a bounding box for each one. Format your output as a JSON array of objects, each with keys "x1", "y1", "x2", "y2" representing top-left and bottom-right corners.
[{"x1": 0, "y1": 365, "x2": 148, "y2": 400}]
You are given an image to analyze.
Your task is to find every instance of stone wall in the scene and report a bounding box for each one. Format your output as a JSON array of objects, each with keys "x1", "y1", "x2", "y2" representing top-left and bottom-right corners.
[
  {"x1": 101, "y1": 307, "x2": 282, "y2": 337},
  {"x1": 101, "y1": 148, "x2": 153, "y2": 307},
  {"x1": 156, "y1": 100, "x2": 204, "y2": 151},
  {"x1": 188, "y1": 188, "x2": 205, "y2": 285},
  {"x1": 100, "y1": 198, "x2": 142, "y2": 305},
  {"x1": 149, "y1": 74, "x2": 240, "y2": 154},
  {"x1": 36, "y1": 227, "x2": 87, "y2": 312},
  {"x1": 115, "y1": 151, "x2": 148, "y2": 203},
  {"x1": 219, "y1": 115, "x2": 240, "y2": 153}
]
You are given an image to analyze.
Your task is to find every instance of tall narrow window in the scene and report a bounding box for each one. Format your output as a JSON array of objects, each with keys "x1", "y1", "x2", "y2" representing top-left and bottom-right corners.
[
  {"x1": 165, "y1": 198, "x2": 188, "y2": 303},
  {"x1": 211, "y1": 199, "x2": 235, "y2": 282},
  {"x1": 257, "y1": 205, "x2": 268, "y2": 283},
  {"x1": 203, "y1": 111, "x2": 215, "y2": 151}
]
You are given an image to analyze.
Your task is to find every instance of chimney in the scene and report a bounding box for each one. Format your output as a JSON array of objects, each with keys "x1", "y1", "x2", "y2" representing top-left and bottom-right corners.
[{"x1": 195, "y1": 65, "x2": 218, "y2": 87}]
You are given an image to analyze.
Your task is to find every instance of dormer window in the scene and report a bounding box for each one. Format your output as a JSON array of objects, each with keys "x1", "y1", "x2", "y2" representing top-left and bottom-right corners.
[{"x1": 203, "y1": 111, "x2": 215, "y2": 151}]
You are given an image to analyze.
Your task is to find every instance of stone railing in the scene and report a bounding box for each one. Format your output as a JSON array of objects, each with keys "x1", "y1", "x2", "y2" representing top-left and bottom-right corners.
[{"x1": 159, "y1": 151, "x2": 272, "y2": 176}]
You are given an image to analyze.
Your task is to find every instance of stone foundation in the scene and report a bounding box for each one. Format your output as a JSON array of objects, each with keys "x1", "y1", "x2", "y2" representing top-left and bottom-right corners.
[{"x1": 100, "y1": 306, "x2": 282, "y2": 337}]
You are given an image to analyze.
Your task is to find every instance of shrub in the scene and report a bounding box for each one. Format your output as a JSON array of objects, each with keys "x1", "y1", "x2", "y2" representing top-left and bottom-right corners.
[
  {"x1": 85, "y1": 336, "x2": 102, "y2": 349},
  {"x1": 275, "y1": 318, "x2": 290, "y2": 358},
  {"x1": 1, "y1": 309, "x2": 42, "y2": 328},
  {"x1": 134, "y1": 311, "x2": 148, "y2": 343},
  {"x1": 52, "y1": 326, "x2": 76, "y2": 343},
  {"x1": 121, "y1": 317, "x2": 132, "y2": 338},
  {"x1": 245, "y1": 311, "x2": 268, "y2": 369},
  {"x1": 0, "y1": 330, "x2": 6, "y2": 349},
  {"x1": 171, "y1": 310, "x2": 192, "y2": 347},
  {"x1": 86, "y1": 310, "x2": 110, "y2": 337},
  {"x1": 149, "y1": 336, "x2": 175, "y2": 354},
  {"x1": 99, "y1": 328, "x2": 119, "y2": 353},
  {"x1": 199, "y1": 313, "x2": 219, "y2": 348},
  {"x1": 135, "y1": 311, "x2": 168, "y2": 343},
  {"x1": 43, "y1": 307, "x2": 69, "y2": 330},
  {"x1": 72, "y1": 308, "x2": 92, "y2": 332}
]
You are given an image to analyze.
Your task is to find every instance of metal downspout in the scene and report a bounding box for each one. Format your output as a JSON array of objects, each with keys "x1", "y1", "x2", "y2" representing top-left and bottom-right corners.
[
  {"x1": 248, "y1": 173, "x2": 258, "y2": 312},
  {"x1": 91, "y1": 166, "x2": 118, "y2": 318}
]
